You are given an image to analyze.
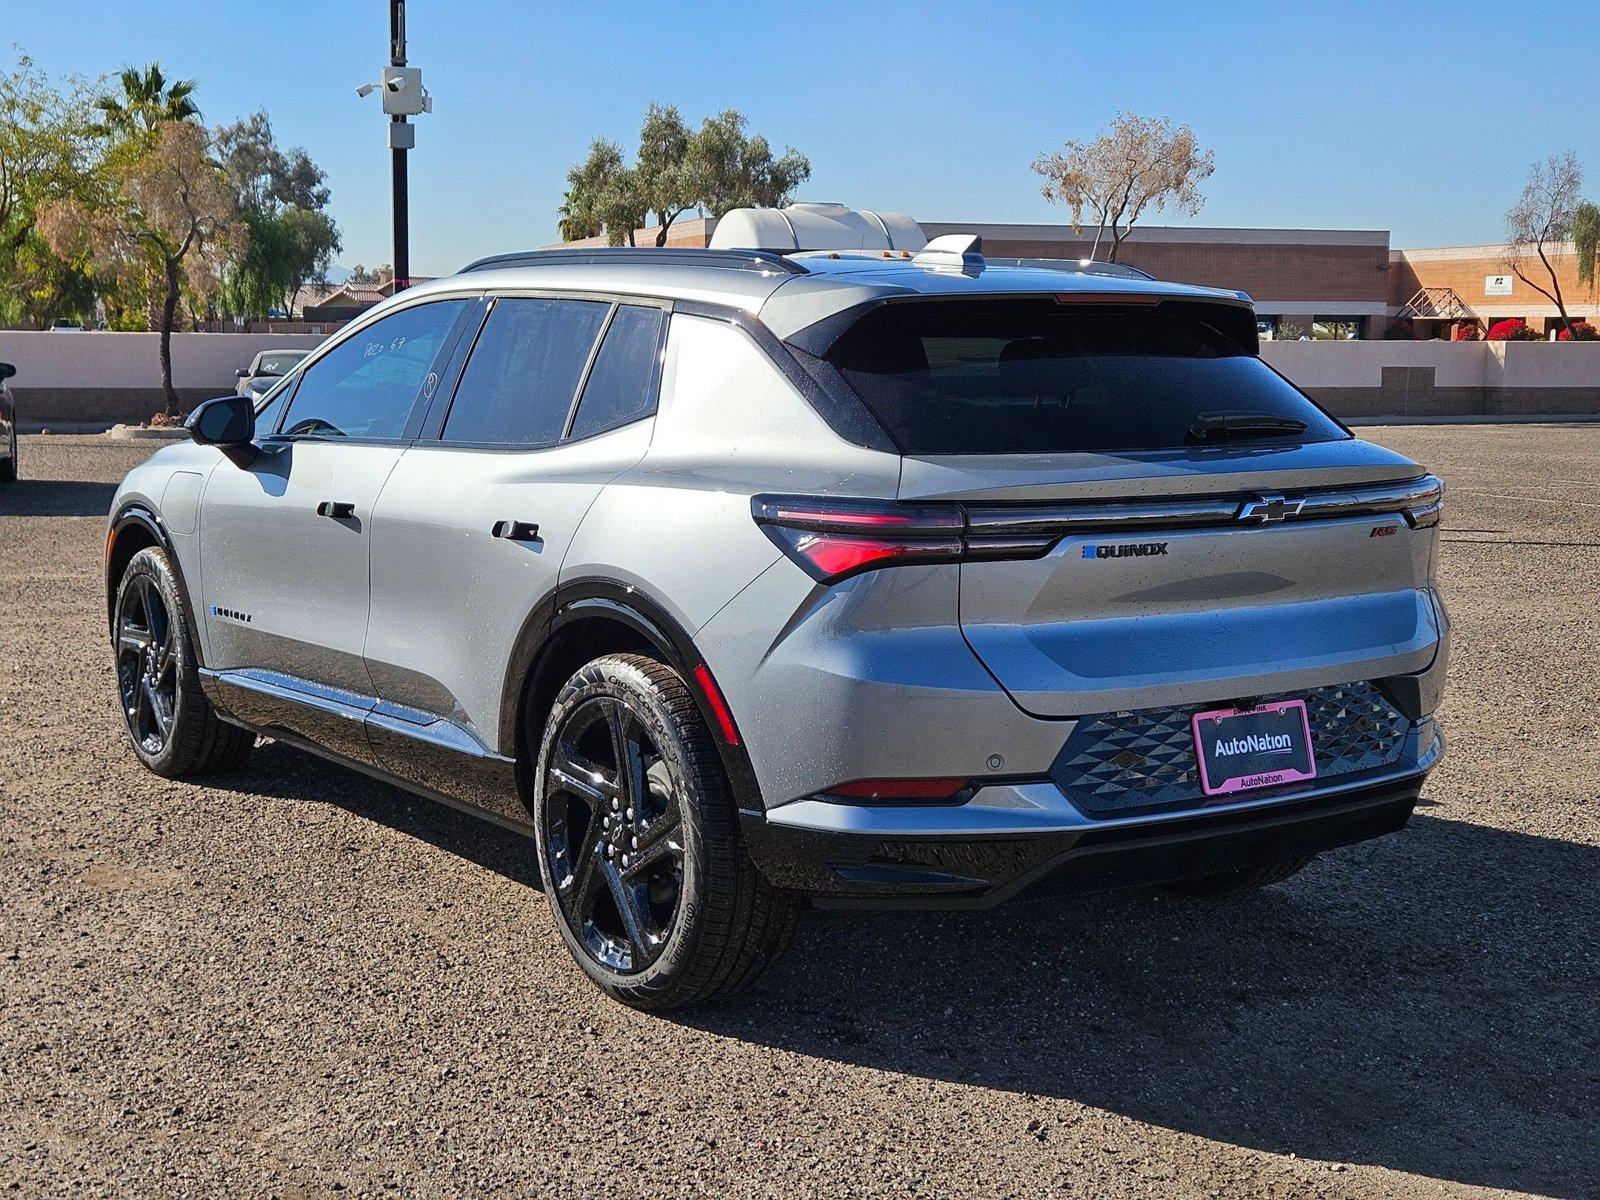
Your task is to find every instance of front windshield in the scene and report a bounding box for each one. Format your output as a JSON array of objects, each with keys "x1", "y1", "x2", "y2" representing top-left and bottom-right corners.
[{"x1": 256, "y1": 352, "x2": 307, "y2": 376}]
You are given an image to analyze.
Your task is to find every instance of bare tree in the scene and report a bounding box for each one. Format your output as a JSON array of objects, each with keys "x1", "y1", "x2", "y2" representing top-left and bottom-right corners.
[
  {"x1": 1031, "y1": 112, "x2": 1214, "y2": 262},
  {"x1": 42, "y1": 121, "x2": 240, "y2": 414},
  {"x1": 1504, "y1": 152, "x2": 1587, "y2": 337}
]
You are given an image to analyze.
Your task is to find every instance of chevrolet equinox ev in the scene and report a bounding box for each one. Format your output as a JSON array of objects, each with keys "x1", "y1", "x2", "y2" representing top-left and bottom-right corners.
[{"x1": 105, "y1": 222, "x2": 1448, "y2": 1009}]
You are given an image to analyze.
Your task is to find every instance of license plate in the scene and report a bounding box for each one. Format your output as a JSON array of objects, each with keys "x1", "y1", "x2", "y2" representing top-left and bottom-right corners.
[{"x1": 1191, "y1": 699, "x2": 1317, "y2": 797}]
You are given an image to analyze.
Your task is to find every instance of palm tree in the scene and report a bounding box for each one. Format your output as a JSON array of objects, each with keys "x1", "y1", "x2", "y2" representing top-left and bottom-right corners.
[{"x1": 92, "y1": 64, "x2": 200, "y2": 138}]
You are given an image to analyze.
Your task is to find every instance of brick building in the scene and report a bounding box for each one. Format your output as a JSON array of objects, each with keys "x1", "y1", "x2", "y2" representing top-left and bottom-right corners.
[
  {"x1": 1389, "y1": 242, "x2": 1598, "y2": 337},
  {"x1": 551, "y1": 214, "x2": 1597, "y2": 340}
]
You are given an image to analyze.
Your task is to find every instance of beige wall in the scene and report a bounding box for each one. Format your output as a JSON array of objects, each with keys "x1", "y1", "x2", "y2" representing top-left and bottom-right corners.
[{"x1": 0, "y1": 331, "x2": 328, "y2": 425}]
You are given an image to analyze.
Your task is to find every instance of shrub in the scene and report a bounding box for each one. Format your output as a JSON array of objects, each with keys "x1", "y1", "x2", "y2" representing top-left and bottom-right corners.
[
  {"x1": 1452, "y1": 322, "x2": 1480, "y2": 341},
  {"x1": 1558, "y1": 322, "x2": 1598, "y2": 341},
  {"x1": 1487, "y1": 318, "x2": 1529, "y2": 340}
]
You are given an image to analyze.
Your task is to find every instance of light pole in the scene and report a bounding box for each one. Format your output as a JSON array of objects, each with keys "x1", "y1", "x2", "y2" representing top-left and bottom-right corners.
[{"x1": 357, "y1": 0, "x2": 431, "y2": 290}]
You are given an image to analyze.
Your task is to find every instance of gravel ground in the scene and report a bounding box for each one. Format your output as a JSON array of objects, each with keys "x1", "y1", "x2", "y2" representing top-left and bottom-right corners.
[{"x1": 1, "y1": 428, "x2": 1596, "y2": 1199}]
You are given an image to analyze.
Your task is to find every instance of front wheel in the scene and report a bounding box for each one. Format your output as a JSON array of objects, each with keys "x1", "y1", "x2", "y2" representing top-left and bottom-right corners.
[
  {"x1": 113, "y1": 547, "x2": 254, "y2": 777},
  {"x1": 532, "y1": 654, "x2": 798, "y2": 1010},
  {"x1": 0, "y1": 427, "x2": 15, "y2": 482}
]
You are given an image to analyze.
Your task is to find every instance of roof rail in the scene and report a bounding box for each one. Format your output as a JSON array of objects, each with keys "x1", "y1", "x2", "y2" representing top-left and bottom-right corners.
[
  {"x1": 990, "y1": 257, "x2": 1157, "y2": 281},
  {"x1": 457, "y1": 246, "x2": 809, "y2": 276}
]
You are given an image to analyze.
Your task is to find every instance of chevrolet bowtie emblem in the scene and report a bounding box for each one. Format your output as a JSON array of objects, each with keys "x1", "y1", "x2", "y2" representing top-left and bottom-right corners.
[{"x1": 1237, "y1": 493, "x2": 1305, "y2": 522}]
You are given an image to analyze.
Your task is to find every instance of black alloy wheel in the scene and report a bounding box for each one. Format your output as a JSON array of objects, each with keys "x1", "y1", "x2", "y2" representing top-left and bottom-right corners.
[
  {"x1": 532, "y1": 654, "x2": 800, "y2": 1010},
  {"x1": 542, "y1": 694, "x2": 687, "y2": 973},
  {"x1": 111, "y1": 546, "x2": 253, "y2": 777},
  {"x1": 116, "y1": 572, "x2": 179, "y2": 755}
]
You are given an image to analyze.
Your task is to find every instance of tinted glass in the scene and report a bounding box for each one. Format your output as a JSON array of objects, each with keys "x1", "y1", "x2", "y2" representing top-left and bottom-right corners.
[
  {"x1": 256, "y1": 352, "x2": 306, "y2": 376},
  {"x1": 279, "y1": 301, "x2": 466, "y2": 439},
  {"x1": 826, "y1": 299, "x2": 1348, "y2": 455},
  {"x1": 568, "y1": 305, "x2": 664, "y2": 440},
  {"x1": 442, "y1": 298, "x2": 608, "y2": 445},
  {"x1": 252, "y1": 373, "x2": 294, "y2": 433}
]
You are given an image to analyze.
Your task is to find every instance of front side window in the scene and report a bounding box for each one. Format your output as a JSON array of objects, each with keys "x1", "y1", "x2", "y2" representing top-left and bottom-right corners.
[
  {"x1": 441, "y1": 298, "x2": 609, "y2": 445},
  {"x1": 825, "y1": 298, "x2": 1349, "y2": 455},
  {"x1": 567, "y1": 305, "x2": 665, "y2": 440},
  {"x1": 278, "y1": 300, "x2": 467, "y2": 439}
]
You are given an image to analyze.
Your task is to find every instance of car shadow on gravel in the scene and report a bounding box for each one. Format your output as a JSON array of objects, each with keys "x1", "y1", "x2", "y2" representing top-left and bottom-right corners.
[
  {"x1": 678, "y1": 814, "x2": 1599, "y2": 1198},
  {"x1": 0, "y1": 477, "x2": 119, "y2": 516},
  {"x1": 216, "y1": 745, "x2": 1596, "y2": 1196},
  {"x1": 237, "y1": 741, "x2": 542, "y2": 887}
]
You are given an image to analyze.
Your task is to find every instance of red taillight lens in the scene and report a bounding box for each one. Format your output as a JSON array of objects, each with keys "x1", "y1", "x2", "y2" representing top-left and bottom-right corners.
[
  {"x1": 824, "y1": 777, "x2": 970, "y2": 801},
  {"x1": 753, "y1": 496, "x2": 965, "y2": 584}
]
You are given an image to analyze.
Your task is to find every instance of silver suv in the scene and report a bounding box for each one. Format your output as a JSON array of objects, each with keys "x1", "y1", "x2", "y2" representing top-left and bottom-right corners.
[{"x1": 106, "y1": 224, "x2": 1448, "y2": 1009}]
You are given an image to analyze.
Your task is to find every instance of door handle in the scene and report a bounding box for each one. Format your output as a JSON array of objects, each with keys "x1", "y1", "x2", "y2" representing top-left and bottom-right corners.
[
  {"x1": 491, "y1": 520, "x2": 540, "y2": 541},
  {"x1": 316, "y1": 500, "x2": 356, "y2": 519}
]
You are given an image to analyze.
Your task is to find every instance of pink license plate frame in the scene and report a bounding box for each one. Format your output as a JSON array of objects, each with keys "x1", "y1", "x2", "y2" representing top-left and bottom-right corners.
[{"x1": 1191, "y1": 698, "x2": 1318, "y2": 797}]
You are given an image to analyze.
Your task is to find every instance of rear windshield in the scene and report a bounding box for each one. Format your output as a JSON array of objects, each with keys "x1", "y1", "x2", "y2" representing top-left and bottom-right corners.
[{"x1": 824, "y1": 298, "x2": 1348, "y2": 455}]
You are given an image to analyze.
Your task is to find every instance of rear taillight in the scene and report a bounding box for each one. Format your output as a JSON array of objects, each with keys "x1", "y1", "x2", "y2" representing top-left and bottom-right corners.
[{"x1": 752, "y1": 495, "x2": 967, "y2": 583}]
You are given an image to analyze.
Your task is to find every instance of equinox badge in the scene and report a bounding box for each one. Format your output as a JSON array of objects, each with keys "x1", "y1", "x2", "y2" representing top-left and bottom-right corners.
[{"x1": 1083, "y1": 542, "x2": 1169, "y2": 559}]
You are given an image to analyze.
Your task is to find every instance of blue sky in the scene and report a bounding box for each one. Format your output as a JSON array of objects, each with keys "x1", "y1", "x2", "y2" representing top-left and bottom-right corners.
[{"x1": 7, "y1": 1, "x2": 1598, "y2": 275}]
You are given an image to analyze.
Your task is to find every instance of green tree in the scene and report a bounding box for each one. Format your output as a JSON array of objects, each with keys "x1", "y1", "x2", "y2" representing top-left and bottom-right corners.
[
  {"x1": 558, "y1": 106, "x2": 810, "y2": 247},
  {"x1": 0, "y1": 56, "x2": 104, "y2": 327},
  {"x1": 42, "y1": 121, "x2": 241, "y2": 413},
  {"x1": 559, "y1": 138, "x2": 635, "y2": 243},
  {"x1": 1574, "y1": 200, "x2": 1599, "y2": 292},
  {"x1": 91, "y1": 63, "x2": 199, "y2": 138},
  {"x1": 1032, "y1": 112, "x2": 1215, "y2": 262},
  {"x1": 213, "y1": 111, "x2": 340, "y2": 318},
  {"x1": 687, "y1": 110, "x2": 810, "y2": 218}
]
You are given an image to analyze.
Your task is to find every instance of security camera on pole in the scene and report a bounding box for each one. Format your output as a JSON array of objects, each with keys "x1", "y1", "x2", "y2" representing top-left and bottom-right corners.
[{"x1": 357, "y1": 0, "x2": 431, "y2": 291}]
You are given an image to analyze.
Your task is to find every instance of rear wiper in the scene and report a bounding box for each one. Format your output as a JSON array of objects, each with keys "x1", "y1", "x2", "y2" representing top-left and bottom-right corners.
[{"x1": 1188, "y1": 412, "x2": 1308, "y2": 441}]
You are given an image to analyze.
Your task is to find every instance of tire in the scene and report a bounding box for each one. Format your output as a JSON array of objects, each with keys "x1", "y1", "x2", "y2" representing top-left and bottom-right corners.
[
  {"x1": 0, "y1": 428, "x2": 15, "y2": 483},
  {"x1": 113, "y1": 546, "x2": 254, "y2": 778},
  {"x1": 1163, "y1": 854, "x2": 1315, "y2": 897},
  {"x1": 532, "y1": 653, "x2": 799, "y2": 1010}
]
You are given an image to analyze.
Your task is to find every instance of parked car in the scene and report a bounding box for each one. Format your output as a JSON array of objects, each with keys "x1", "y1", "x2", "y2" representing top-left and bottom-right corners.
[
  {"x1": 235, "y1": 349, "x2": 309, "y2": 400},
  {"x1": 104, "y1": 214, "x2": 1449, "y2": 1010},
  {"x1": 0, "y1": 361, "x2": 16, "y2": 482},
  {"x1": 48, "y1": 319, "x2": 83, "y2": 332}
]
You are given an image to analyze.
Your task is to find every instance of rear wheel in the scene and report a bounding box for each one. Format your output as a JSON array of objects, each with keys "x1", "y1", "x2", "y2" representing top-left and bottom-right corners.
[
  {"x1": 114, "y1": 547, "x2": 253, "y2": 777},
  {"x1": 532, "y1": 653, "x2": 799, "y2": 1010},
  {"x1": 1163, "y1": 854, "x2": 1314, "y2": 897}
]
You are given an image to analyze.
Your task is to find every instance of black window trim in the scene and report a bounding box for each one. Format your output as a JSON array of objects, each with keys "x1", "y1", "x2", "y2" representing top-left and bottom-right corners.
[
  {"x1": 413, "y1": 289, "x2": 672, "y2": 454},
  {"x1": 261, "y1": 294, "x2": 482, "y2": 447}
]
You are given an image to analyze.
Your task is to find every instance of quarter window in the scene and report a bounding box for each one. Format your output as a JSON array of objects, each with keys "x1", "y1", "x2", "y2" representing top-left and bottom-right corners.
[
  {"x1": 441, "y1": 298, "x2": 609, "y2": 445},
  {"x1": 568, "y1": 305, "x2": 665, "y2": 440},
  {"x1": 278, "y1": 300, "x2": 467, "y2": 439}
]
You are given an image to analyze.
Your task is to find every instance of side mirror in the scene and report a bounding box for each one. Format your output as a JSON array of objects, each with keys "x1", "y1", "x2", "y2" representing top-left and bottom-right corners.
[
  {"x1": 235, "y1": 367, "x2": 250, "y2": 378},
  {"x1": 0, "y1": 361, "x2": 15, "y2": 381},
  {"x1": 186, "y1": 395, "x2": 256, "y2": 463}
]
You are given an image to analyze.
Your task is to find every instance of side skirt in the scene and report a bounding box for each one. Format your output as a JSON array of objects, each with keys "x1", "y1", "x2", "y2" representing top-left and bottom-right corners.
[{"x1": 201, "y1": 666, "x2": 532, "y2": 835}]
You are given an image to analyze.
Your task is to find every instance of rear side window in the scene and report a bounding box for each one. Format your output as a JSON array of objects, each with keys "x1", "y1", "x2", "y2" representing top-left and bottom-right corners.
[
  {"x1": 568, "y1": 305, "x2": 665, "y2": 440},
  {"x1": 824, "y1": 298, "x2": 1348, "y2": 455},
  {"x1": 442, "y1": 298, "x2": 608, "y2": 445}
]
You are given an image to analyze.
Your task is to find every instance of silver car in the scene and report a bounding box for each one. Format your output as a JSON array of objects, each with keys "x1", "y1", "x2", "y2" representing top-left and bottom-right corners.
[
  {"x1": 234, "y1": 349, "x2": 309, "y2": 401},
  {"x1": 105, "y1": 231, "x2": 1448, "y2": 1009}
]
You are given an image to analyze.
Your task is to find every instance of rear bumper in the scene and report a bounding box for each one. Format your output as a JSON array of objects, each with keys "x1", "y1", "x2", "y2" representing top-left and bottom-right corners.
[{"x1": 741, "y1": 757, "x2": 1435, "y2": 909}]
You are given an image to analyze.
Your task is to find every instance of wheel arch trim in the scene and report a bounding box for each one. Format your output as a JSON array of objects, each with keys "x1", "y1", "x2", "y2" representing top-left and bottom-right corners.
[
  {"x1": 501, "y1": 576, "x2": 765, "y2": 813},
  {"x1": 107, "y1": 503, "x2": 208, "y2": 670}
]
